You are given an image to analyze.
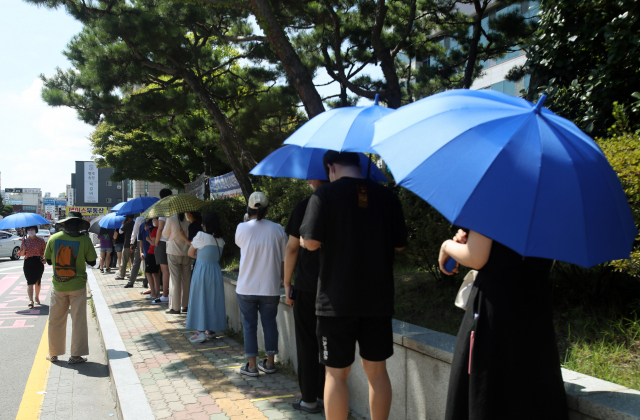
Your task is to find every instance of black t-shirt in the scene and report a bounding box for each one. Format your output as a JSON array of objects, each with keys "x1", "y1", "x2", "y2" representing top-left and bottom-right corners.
[
  {"x1": 285, "y1": 197, "x2": 321, "y2": 293},
  {"x1": 121, "y1": 221, "x2": 135, "y2": 247},
  {"x1": 188, "y1": 222, "x2": 203, "y2": 242},
  {"x1": 300, "y1": 177, "x2": 408, "y2": 317},
  {"x1": 114, "y1": 229, "x2": 125, "y2": 245}
]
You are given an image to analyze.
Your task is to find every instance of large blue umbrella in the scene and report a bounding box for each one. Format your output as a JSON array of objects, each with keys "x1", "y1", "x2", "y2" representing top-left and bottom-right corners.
[
  {"x1": 110, "y1": 202, "x2": 126, "y2": 212},
  {"x1": 283, "y1": 95, "x2": 394, "y2": 153},
  {"x1": 250, "y1": 145, "x2": 388, "y2": 182},
  {"x1": 371, "y1": 89, "x2": 636, "y2": 268},
  {"x1": 0, "y1": 213, "x2": 49, "y2": 230},
  {"x1": 116, "y1": 196, "x2": 159, "y2": 216},
  {"x1": 98, "y1": 212, "x2": 125, "y2": 229}
]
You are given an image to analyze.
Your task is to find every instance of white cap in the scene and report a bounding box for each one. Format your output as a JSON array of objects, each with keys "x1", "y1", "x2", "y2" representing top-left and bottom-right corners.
[{"x1": 248, "y1": 192, "x2": 269, "y2": 209}]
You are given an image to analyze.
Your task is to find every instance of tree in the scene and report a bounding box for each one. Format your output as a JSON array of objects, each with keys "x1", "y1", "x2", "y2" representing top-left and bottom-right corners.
[
  {"x1": 508, "y1": 0, "x2": 640, "y2": 136},
  {"x1": 0, "y1": 195, "x2": 14, "y2": 218},
  {"x1": 29, "y1": 0, "x2": 295, "y2": 198}
]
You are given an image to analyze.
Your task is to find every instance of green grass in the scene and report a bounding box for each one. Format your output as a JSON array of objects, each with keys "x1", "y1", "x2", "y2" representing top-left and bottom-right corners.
[{"x1": 393, "y1": 270, "x2": 640, "y2": 391}]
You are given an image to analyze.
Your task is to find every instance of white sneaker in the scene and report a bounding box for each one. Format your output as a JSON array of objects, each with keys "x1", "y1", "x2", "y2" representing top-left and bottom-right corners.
[
  {"x1": 189, "y1": 332, "x2": 206, "y2": 344},
  {"x1": 159, "y1": 296, "x2": 169, "y2": 302},
  {"x1": 151, "y1": 296, "x2": 168, "y2": 304}
]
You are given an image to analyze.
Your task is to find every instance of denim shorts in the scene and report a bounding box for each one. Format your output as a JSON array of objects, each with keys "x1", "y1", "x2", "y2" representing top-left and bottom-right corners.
[
  {"x1": 114, "y1": 244, "x2": 124, "y2": 252},
  {"x1": 100, "y1": 247, "x2": 113, "y2": 253}
]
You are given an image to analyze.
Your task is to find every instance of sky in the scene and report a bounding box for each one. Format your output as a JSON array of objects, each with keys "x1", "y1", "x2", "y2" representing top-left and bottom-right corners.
[{"x1": 0, "y1": 1, "x2": 380, "y2": 197}]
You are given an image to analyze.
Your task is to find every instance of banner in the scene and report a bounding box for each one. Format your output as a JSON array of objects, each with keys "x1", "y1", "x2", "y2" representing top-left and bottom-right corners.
[
  {"x1": 66, "y1": 206, "x2": 107, "y2": 216},
  {"x1": 84, "y1": 162, "x2": 99, "y2": 203},
  {"x1": 7, "y1": 200, "x2": 22, "y2": 205},
  {"x1": 67, "y1": 187, "x2": 74, "y2": 207},
  {"x1": 184, "y1": 173, "x2": 207, "y2": 199},
  {"x1": 5, "y1": 188, "x2": 40, "y2": 194},
  {"x1": 43, "y1": 198, "x2": 56, "y2": 205},
  {"x1": 209, "y1": 172, "x2": 242, "y2": 199},
  {"x1": 55, "y1": 199, "x2": 67, "y2": 206}
]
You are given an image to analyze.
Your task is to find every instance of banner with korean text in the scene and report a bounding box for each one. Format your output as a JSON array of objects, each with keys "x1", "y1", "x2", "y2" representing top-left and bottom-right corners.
[
  {"x1": 84, "y1": 162, "x2": 99, "y2": 203},
  {"x1": 66, "y1": 206, "x2": 107, "y2": 216},
  {"x1": 209, "y1": 172, "x2": 242, "y2": 199}
]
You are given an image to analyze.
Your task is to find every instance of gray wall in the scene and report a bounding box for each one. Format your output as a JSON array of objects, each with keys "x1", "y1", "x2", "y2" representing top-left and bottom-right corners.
[{"x1": 71, "y1": 161, "x2": 128, "y2": 208}]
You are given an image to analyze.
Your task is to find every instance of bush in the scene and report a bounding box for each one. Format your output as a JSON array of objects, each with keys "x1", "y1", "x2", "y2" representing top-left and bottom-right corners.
[
  {"x1": 596, "y1": 103, "x2": 640, "y2": 277},
  {"x1": 201, "y1": 195, "x2": 246, "y2": 263},
  {"x1": 251, "y1": 176, "x2": 314, "y2": 228}
]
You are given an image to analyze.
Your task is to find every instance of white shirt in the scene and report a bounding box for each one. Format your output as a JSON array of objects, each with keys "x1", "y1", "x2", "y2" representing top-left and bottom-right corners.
[
  {"x1": 158, "y1": 217, "x2": 169, "y2": 242},
  {"x1": 235, "y1": 219, "x2": 287, "y2": 296},
  {"x1": 163, "y1": 215, "x2": 190, "y2": 256},
  {"x1": 192, "y1": 232, "x2": 225, "y2": 251},
  {"x1": 131, "y1": 216, "x2": 144, "y2": 244}
]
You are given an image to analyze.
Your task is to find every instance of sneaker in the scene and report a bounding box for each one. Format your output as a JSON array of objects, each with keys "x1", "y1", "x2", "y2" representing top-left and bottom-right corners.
[
  {"x1": 205, "y1": 331, "x2": 216, "y2": 340},
  {"x1": 292, "y1": 399, "x2": 322, "y2": 414},
  {"x1": 240, "y1": 363, "x2": 259, "y2": 377},
  {"x1": 114, "y1": 276, "x2": 125, "y2": 280},
  {"x1": 46, "y1": 355, "x2": 58, "y2": 362},
  {"x1": 181, "y1": 307, "x2": 188, "y2": 314},
  {"x1": 99, "y1": 268, "x2": 104, "y2": 273},
  {"x1": 68, "y1": 356, "x2": 87, "y2": 364},
  {"x1": 123, "y1": 284, "x2": 134, "y2": 288},
  {"x1": 257, "y1": 359, "x2": 276, "y2": 374},
  {"x1": 166, "y1": 309, "x2": 181, "y2": 314},
  {"x1": 105, "y1": 268, "x2": 112, "y2": 273},
  {"x1": 151, "y1": 297, "x2": 163, "y2": 304},
  {"x1": 189, "y1": 332, "x2": 206, "y2": 344}
]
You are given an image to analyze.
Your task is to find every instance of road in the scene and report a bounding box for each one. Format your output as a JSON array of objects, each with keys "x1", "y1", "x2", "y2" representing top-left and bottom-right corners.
[{"x1": 0, "y1": 256, "x2": 117, "y2": 420}]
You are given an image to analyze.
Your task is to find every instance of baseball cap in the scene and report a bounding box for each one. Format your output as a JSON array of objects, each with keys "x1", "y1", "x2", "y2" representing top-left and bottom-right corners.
[{"x1": 248, "y1": 192, "x2": 269, "y2": 209}]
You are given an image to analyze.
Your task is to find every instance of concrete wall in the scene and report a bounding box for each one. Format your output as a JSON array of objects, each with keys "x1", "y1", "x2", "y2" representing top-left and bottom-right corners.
[{"x1": 222, "y1": 274, "x2": 640, "y2": 420}]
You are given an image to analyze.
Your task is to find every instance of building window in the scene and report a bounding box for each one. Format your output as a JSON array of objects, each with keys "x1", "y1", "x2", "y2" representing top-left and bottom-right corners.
[
  {"x1": 117, "y1": 198, "x2": 123, "y2": 203},
  {"x1": 145, "y1": 182, "x2": 149, "y2": 197},
  {"x1": 116, "y1": 184, "x2": 121, "y2": 189},
  {"x1": 106, "y1": 198, "x2": 113, "y2": 203},
  {"x1": 127, "y1": 180, "x2": 133, "y2": 199},
  {"x1": 106, "y1": 181, "x2": 113, "y2": 186}
]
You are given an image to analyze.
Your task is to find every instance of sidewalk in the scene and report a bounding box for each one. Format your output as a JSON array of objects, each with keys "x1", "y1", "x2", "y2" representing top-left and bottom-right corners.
[
  {"x1": 91, "y1": 267, "x2": 324, "y2": 420},
  {"x1": 40, "y1": 292, "x2": 117, "y2": 420}
]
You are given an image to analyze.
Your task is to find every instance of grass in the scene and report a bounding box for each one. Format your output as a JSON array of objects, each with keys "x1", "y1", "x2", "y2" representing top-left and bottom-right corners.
[{"x1": 393, "y1": 269, "x2": 640, "y2": 391}]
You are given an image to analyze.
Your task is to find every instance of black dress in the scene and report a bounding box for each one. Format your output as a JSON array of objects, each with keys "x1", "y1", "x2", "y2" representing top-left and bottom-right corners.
[{"x1": 445, "y1": 241, "x2": 569, "y2": 420}]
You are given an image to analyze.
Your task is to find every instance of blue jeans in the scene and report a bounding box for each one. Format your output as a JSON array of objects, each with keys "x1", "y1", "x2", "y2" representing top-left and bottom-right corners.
[{"x1": 237, "y1": 294, "x2": 280, "y2": 358}]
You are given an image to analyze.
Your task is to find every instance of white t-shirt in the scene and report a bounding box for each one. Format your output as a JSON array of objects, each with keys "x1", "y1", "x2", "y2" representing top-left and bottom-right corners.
[
  {"x1": 192, "y1": 232, "x2": 225, "y2": 251},
  {"x1": 131, "y1": 216, "x2": 144, "y2": 244},
  {"x1": 158, "y1": 217, "x2": 169, "y2": 242},
  {"x1": 235, "y1": 219, "x2": 287, "y2": 296}
]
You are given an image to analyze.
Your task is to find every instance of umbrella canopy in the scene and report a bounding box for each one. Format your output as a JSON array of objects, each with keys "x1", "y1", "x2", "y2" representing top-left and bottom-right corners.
[
  {"x1": 0, "y1": 213, "x2": 49, "y2": 230},
  {"x1": 98, "y1": 212, "x2": 126, "y2": 229},
  {"x1": 371, "y1": 89, "x2": 636, "y2": 268},
  {"x1": 116, "y1": 196, "x2": 160, "y2": 216},
  {"x1": 250, "y1": 145, "x2": 388, "y2": 182},
  {"x1": 110, "y1": 202, "x2": 126, "y2": 213},
  {"x1": 88, "y1": 214, "x2": 108, "y2": 234},
  {"x1": 141, "y1": 194, "x2": 206, "y2": 219},
  {"x1": 283, "y1": 95, "x2": 394, "y2": 153}
]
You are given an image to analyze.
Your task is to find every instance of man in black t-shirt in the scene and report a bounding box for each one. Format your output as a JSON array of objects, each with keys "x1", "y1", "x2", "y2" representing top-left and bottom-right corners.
[
  {"x1": 299, "y1": 151, "x2": 407, "y2": 420},
  {"x1": 284, "y1": 179, "x2": 327, "y2": 414},
  {"x1": 116, "y1": 216, "x2": 135, "y2": 279}
]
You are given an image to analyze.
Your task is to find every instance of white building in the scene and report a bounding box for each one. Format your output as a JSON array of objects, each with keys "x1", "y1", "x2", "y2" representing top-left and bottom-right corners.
[{"x1": 127, "y1": 181, "x2": 179, "y2": 200}]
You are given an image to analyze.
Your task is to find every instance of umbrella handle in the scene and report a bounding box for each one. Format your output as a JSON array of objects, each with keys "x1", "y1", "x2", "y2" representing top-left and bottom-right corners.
[{"x1": 445, "y1": 257, "x2": 457, "y2": 273}]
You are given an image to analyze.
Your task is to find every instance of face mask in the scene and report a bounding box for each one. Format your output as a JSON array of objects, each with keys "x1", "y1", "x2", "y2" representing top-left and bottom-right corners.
[{"x1": 27, "y1": 230, "x2": 36, "y2": 237}]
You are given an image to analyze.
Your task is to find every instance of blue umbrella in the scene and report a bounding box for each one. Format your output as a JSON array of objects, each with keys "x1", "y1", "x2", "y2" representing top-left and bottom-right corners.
[
  {"x1": 371, "y1": 89, "x2": 636, "y2": 268},
  {"x1": 110, "y1": 202, "x2": 126, "y2": 212},
  {"x1": 116, "y1": 196, "x2": 159, "y2": 216},
  {"x1": 98, "y1": 212, "x2": 125, "y2": 229},
  {"x1": 0, "y1": 213, "x2": 49, "y2": 229},
  {"x1": 250, "y1": 145, "x2": 388, "y2": 182},
  {"x1": 283, "y1": 95, "x2": 394, "y2": 153}
]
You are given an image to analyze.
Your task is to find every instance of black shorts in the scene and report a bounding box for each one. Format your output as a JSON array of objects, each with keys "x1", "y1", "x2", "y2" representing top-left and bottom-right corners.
[
  {"x1": 145, "y1": 253, "x2": 159, "y2": 274},
  {"x1": 316, "y1": 315, "x2": 393, "y2": 368}
]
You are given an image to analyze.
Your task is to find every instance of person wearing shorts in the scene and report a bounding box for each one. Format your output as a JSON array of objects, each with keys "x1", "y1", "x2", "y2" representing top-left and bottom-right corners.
[
  {"x1": 141, "y1": 219, "x2": 160, "y2": 299},
  {"x1": 299, "y1": 151, "x2": 407, "y2": 420}
]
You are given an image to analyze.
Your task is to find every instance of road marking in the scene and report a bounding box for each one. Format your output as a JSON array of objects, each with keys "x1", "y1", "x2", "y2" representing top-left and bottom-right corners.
[
  {"x1": 15, "y1": 322, "x2": 51, "y2": 420},
  {"x1": 0, "y1": 274, "x2": 21, "y2": 298},
  {"x1": 218, "y1": 365, "x2": 243, "y2": 370},
  {"x1": 197, "y1": 346, "x2": 230, "y2": 351},
  {"x1": 0, "y1": 319, "x2": 35, "y2": 328},
  {"x1": 249, "y1": 394, "x2": 295, "y2": 402}
]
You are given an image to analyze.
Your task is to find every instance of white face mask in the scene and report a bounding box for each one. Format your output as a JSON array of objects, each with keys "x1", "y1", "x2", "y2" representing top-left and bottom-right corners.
[{"x1": 27, "y1": 230, "x2": 36, "y2": 237}]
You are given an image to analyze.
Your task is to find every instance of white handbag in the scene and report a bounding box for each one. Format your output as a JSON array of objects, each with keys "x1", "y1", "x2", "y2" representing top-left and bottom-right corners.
[{"x1": 455, "y1": 270, "x2": 478, "y2": 310}]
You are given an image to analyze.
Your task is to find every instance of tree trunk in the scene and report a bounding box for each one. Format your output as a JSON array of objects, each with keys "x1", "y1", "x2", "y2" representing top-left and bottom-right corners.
[
  {"x1": 463, "y1": 1, "x2": 485, "y2": 89},
  {"x1": 203, "y1": 150, "x2": 211, "y2": 200},
  {"x1": 340, "y1": 83, "x2": 348, "y2": 107},
  {"x1": 371, "y1": 0, "x2": 403, "y2": 109},
  {"x1": 181, "y1": 71, "x2": 254, "y2": 200},
  {"x1": 249, "y1": 0, "x2": 326, "y2": 118}
]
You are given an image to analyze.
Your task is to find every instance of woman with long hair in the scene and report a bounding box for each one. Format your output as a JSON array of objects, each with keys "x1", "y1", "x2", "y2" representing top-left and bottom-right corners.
[
  {"x1": 98, "y1": 229, "x2": 114, "y2": 273},
  {"x1": 187, "y1": 211, "x2": 226, "y2": 343},
  {"x1": 19, "y1": 225, "x2": 46, "y2": 308},
  {"x1": 164, "y1": 213, "x2": 191, "y2": 314}
]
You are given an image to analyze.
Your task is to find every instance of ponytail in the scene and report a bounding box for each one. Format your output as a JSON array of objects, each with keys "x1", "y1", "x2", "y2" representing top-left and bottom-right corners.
[{"x1": 247, "y1": 205, "x2": 269, "y2": 221}]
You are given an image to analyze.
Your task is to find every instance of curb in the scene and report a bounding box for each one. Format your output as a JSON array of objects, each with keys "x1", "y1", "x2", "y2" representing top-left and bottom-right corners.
[{"x1": 87, "y1": 268, "x2": 155, "y2": 420}]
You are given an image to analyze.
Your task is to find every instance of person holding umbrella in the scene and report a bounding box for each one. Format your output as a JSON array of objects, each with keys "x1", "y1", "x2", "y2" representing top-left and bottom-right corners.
[
  {"x1": 18, "y1": 226, "x2": 46, "y2": 308},
  {"x1": 98, "y1": 229, "x2": 114, "y2": 273}
]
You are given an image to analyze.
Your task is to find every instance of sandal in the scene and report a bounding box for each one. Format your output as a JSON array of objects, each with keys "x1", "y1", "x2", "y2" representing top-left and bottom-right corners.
[
  {"x1": 35, "y1": 300, "x2": 40, "y2": 305},
  {"x1": 28, "y1": 301, "x2": 34, "y2": 309},
  {"x1": 68, "y1": 356, "x2": 87, "y2": 364}
]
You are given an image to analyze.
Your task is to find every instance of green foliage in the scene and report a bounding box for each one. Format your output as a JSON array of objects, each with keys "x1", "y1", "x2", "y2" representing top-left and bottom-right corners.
[
  {"x1": 522, "y1": 0, "x2": 640, "y2": 136},
  {"x1": 596, "y1": 103, "x2": 640, "y2": 277},
  {"x1": 0, "y1": 195, "x2": 14, "y2": 217},
  {"x1": 252, "y1": 177, "x2": 314, "y2": 229}
]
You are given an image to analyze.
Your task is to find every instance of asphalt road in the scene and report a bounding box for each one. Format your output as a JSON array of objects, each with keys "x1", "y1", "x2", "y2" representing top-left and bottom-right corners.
[{"x1": 0, "y1": 256, "x2": 51, "y2": 420}]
